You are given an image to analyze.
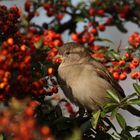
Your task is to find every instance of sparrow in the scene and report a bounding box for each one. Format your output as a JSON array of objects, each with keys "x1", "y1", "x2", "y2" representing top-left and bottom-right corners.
[{"x1": 55, "y1": 42, "x2": 140, "y2": 117}]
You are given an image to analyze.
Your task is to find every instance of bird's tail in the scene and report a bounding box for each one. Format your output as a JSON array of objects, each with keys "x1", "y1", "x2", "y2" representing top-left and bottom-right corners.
[{"x1": 125, "y1": 105, "x2": 140, "y2": 117}]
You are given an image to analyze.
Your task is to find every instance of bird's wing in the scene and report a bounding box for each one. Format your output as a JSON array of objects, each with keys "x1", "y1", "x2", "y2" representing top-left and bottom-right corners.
[
  {"x1": 57, "y1": 74, "x2": 78, "y2": 104},
  {"x1": 90, "y1": 60, "x2": 125, "y2": 98}
]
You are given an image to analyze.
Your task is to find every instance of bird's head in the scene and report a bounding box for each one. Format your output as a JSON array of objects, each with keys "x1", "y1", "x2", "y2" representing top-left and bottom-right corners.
[{"x1": 53, "y1": 42, "x2": 88, "y2": 64}]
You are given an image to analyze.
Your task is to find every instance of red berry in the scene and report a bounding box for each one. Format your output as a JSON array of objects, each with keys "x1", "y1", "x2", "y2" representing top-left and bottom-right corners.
[
  {"x1": 65, "y1": 103, "x2": 74, "y2": 114},
  {"x1": 91, "y1": 28, "x2": 97, "y2": 34},
  {"x1": 125, "y1": 53, "x2": 130, "y2": 58},
  {"x1": 89, "y1": 8, "x2": 96, "y2": 16},
  {"x1": 52, "y1": 48, "x2": 58, "y2": 53},
  {"x1": 71, "y1": 33, "x2": 79, "y2": 41},
  {"x1": 119, "y1": 73, "x2": 127, "y2": 80},
  {"x1": 51, "y1": 86, "x2": 58, "y2": 93},
  {"x1": 40, "y1": 126, "x2": 50, "y2": 136},
  {"x1": 97, "y1": 9, "x2": 105, "y2": 16},
  {"x1": 131, "y1": 58, "x2": 139, "y2": 67},
  {"x1": 7, "y1": 38, "x2": 14, "y2": 45},
  {"x1": 119, "y1": 12, "x2": 126, "y2": 19},
  {"x1": 25, "y1": 107, "x2": 34, "y2": 116},
  {"x1": 47, "y1": 10, "x2": 54, "y2": 17},
  {"x1": 56, "y1": 13, "x2": 64, "y2": 20},
  {"x1": 130, "y1": 72, "x2": 140, "y2": 79},
  {"x1": 53, "y1": 39, "x2": 62, "y2": 46},
  {"x1": 20, "y1": 44, "x2": 26, "y2": 51},
  {"x1": 98, "y1": 24, "x2": 106, "y2": 31},
  {"x1": 54, "y1": 57, "x2": 62, "y2": 64},
  {"x1": 49, "y1": 51, "x2": 56, "y2": 57},
  {"x1": 113, "y1": 72, "x2": 119, "y2": 80},
  {"x1": 24, "y1": 56, "x2": 31, "y2": 63},
  {"x1": 119, "y1": 60, "x2": 126, "y2": 66},
  {"x1": 25, "y1": 1, "x2": 31, "y2": 12},
  {"x1": 43, "y1": 3, "x2": 51, "y2": 11},
  {"x1": 129, "y1": 62, "x2": 136, "y2": 69},
  {"x1": 47, "y1": 67, "x2": 54, "y2": 75},
  {"x1": 106, "y1": 18, "x2": 113, "y2": 25}
]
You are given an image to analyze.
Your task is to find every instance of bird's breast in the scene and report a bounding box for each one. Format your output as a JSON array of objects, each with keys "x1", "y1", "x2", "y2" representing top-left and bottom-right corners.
[{"x1": 58, "y1": 64, "x2": 112, "y2": 110}]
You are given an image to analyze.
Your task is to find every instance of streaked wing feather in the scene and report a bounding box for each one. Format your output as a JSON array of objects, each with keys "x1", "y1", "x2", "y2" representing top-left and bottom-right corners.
[{"x1": 90, "y1": 60, "x2": 125, "y2": 98}]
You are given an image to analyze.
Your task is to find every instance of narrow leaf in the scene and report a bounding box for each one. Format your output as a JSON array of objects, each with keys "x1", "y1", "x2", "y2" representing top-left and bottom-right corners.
[
  {"x1": 74, "y1": 16, "x2": 85, "y2": 22},
  {"x1": 35, "y1": 37, "x2": 43, "y2": 49},
  {"x1": 127, "y1": 99, "x2": 140, "y2": 106},
  {"x1": 109, "y1": 51, "x2": 120, "y2": 61},
  {"x1": 111, "y1": 107, "x2": 119, "y2": 119},
  {"x1": 121, "y1": 93, "x2": 137, "y2": 102},
  {"x1": 133, "y1": 83, "x2": 140, "y2": 96},
  {"x1": 107, "y1": 90, "x2": 120, "y2": 103},
  {"x1": 116, "y1": 113, "x2": 126, "y2": 129},
  {"x1": 91, "y1": 110, "x2": 101, "y2": 129},
  {"x1": 103, "y1": 103, "x2": 117, "y2": 113}
]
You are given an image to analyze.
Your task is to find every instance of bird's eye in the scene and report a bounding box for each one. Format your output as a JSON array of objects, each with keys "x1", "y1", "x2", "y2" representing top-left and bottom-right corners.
[{"x1": 66, "y1": 51, "x2": 70, "y2": 55}]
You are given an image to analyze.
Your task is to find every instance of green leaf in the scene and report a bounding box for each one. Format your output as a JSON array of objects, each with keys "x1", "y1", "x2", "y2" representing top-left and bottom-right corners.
[
  {"x1": 107, "y1": 90, "x2": 120, "y2": 103},
  {"x1": 109, "y1": 51, "x2": 120, "y2": 61},
  {"x1": 74, "y1": 16, "x2": 85, "y2": 22},
  {"x1": 127, "y1": 99, "x2": 140, "y2": 106},
  {"x1": 35, "y1": 37, "x2": 43, "y2": 49},
  {"x1": 133, "y1": 83, "x2": 140, "y2": 96},
  {"x1": 20, "y1": 16, "x2": 29, "y2": 26},
  {"x1": 53, "y1": 24, "x2": 60, "y2": 31},
  {"x1": 116, "y1": 113, "x2": 126, "y2": 129},
  {"x1": 103, "y1": 103, "x2": 118, "y2": 113},
  {"x1": 91, "y1": 110, "x2": 101, "y2": 129},
  {"x1": 121, "y1": 93, "x2": 137, "y2": 102},
  {"x1": 111, "y1": 107, "x2": 119, "y2": 119}
]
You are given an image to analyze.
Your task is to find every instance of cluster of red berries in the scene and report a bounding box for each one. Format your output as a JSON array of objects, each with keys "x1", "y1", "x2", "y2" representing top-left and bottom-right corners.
[
  {"x1": 71, "y1": 10, "x2": 113, "y2": 45},
  {"x1": 0, "y1": 28, "x2": 61, "y2": 101},
  {"x1": 43, "y1": 30, "x2": 63, "y2": 48},
  {"x1": 108, "y1": 57, "x2": 140, "y2": 81},
  {"x1": 90, "y1": 45, "x2": 107, "y2": 62},
  {"x1": 129, "y1": 32, "x2": 140, "y2": 47},
  {"x1": 86, "y1": 33, "x2": 140, "y2": 81},
  {"x1": 25, "y1": 0, "x2": 67, "y2": 22},
  {"x1": 31, "y1": 76, "x2": 59, "y2": 96},
  {"x1": 31, "y1": 30, "x2": 62, "y2": 50},
  {"x1": 88, "y1": 7, "x2": 112, "y2": 27},
  {"x1": 43, "y1": 1, "x2": 67, "y2": 20},
  {"x1": 115, "y1": 4, "x2": 130, "y2": 19},
  {"x1": 0, "y1": 98, "x2": 54, "y2": 140},
  {"x1": 24, "y1": 0, "x2": 32, "y2": 12},
  {"x1": 0, "y1": 5, "x2": 20, "y2": 40},
  {"x1": 0, "y1": 37, "x2": 32, "y2": 100},
  {"x1": 71, "y1": 27, "x2": 96, "y2": 44}
]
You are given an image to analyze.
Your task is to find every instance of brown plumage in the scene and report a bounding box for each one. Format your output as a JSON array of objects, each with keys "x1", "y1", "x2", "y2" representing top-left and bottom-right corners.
[{"x1": 56, "y1": 42, "x2": 140, "y2": 117}]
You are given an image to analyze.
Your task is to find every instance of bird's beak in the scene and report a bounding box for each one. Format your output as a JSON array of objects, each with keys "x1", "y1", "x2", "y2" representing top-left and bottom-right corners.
[{"x1": 53, "y1": 54, "x2": 63, "y2": 64}]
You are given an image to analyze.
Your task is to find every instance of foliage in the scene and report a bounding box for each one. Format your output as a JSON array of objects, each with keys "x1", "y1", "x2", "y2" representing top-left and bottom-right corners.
[{"x1": 0, "y1": 0, "x2": 140, "y2": 140}]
